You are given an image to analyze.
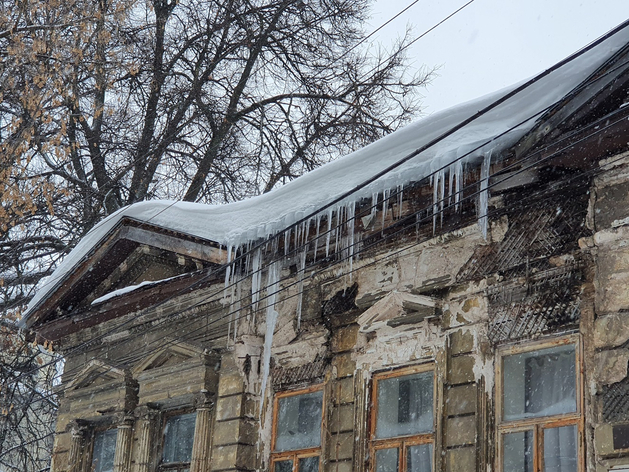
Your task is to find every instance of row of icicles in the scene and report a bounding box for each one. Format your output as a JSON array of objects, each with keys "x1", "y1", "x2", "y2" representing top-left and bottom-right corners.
[{"x1": 219, "y1": 151, "x2": 491, "y2": 399}]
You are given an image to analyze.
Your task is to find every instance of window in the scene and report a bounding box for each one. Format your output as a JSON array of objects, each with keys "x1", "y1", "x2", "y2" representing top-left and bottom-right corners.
[
  {"x1": 92, "y1": 429, "x2": 117, "y2": 472},
  {"x1": 370, "y1": 365, "x2": 434, "y2": 472},
  {"x1": 271, "y1": 386, "x2": 324, "y2": 472},
  {"x1": 497, "y1": 338, "x2": 582, "y2": 472},
  {"x1": 160, "y1": 412, "x2": 197, "y2": 472}
]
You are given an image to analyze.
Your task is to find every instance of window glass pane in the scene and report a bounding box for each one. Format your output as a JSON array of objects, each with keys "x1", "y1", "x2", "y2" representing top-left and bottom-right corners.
[
  {"x1": 299, "y1": 456, "x2": 319, "y2": 472},
  {"x1": 543, "y1": 425, "x2": 577, "y2": 472},
  {"x1": 503, "y1": 430, "x2": 533, "y2": 472},
  {"x1": 275, "y1": 391, "x2": 323, "y2": 451},
  {"x1": 376, "y1": 371, "x2": 433, "y2": 438},
  {"x1": 503, "y1": 345, "x2": 576, "y2": 421},
  {"x1": 376, "y1": 448, "x2": 399, "y2": 472},
  {"x1": 93, "y1": 429, "x2": 117, "y2": 472},
  {"x1": 407, "y1": 444, "x2": 432, "y2": 472},
  {"x1": 275, "y1": 460, "x2": 293, "y2": 472},
  {"x1": 162, "y1": 412, "x2": 197, "y2": 463}
]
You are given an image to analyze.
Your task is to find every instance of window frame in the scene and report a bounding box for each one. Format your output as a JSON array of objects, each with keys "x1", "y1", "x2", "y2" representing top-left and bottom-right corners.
[
  {"x1": 90, "y1": 426, "x2": 118, "y2": 472},
  {"x1": 270, "y1": 384, "x2": 326, "y2": 472},
  {"x1": 369, "y1": 363, "x2": 436, "y2": 472},
  {"x1": 495, "y1": 335, "x2": 584, "y2": 472},
  {"x1": 158, "y1": 409, "x2": 197, "y2": 472}
]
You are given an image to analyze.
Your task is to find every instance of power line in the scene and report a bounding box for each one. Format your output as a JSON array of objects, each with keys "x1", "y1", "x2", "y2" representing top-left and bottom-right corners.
[
  {"x1": 22, "y1": 101, "x2": 629, "y2": 400},
  {"x1": 11, "y1": 23, "x2": 629, "y2": 390},
  {"x1": 15, "y1": 107, "x2": 629, "y2": 423},
  {"x1": 17, "y1": 0, "x2": 468, "y2": 321}
]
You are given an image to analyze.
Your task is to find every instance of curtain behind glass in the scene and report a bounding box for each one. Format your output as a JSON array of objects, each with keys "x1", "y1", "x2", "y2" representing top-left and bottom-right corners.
[
  {"x1": 503, "y1": 345, "x2": 576, "y2": 421},
  {"x1": 275, "y1": 391, "x2": 323, "y2": 452},
  {"x1": 376, "y1": 372, "x2": 433, "y2": 438}
]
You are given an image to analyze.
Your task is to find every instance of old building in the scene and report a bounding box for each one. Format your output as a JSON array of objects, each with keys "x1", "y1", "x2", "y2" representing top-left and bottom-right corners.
[{"x1": 20, "y1": 20, "x2": 629, "y2": 472}]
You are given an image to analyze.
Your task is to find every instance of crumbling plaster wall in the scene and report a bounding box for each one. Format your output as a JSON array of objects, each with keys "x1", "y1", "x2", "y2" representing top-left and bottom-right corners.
[
  {"x1": 585, "y1": 152, "x2": 629, "y2": 470},
  {"x1": 51, "y1": 152, "x2": 629, "y2": 472},
  {"x1": 251, "y1": 219, "x2": 501, "y2": 472}
]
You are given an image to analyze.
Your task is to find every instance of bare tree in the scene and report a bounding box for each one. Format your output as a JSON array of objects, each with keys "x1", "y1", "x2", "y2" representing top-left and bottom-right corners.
[
  {"x1": 0, "y1": 320, "x2": 59, "y2": 472},
  {"x1": 0, "y1": 0, "x2": 432, "y2": 313}
]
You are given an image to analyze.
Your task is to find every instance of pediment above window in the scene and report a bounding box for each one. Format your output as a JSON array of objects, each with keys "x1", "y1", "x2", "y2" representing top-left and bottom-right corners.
[
  {"x1": 358, "y1": 291, "x2": 440, "y2": 333},
  {"x1": 67, "y1": 359, "x2": 129, "y2": 391},
  {"x1": 132, "y1": 340, "x2": 204, "y2": 375}
]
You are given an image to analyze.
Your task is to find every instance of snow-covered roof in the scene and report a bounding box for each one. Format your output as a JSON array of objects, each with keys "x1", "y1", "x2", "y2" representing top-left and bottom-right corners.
[{"x1": 23, "y1": 21, "x2": 629, "y2": 322}]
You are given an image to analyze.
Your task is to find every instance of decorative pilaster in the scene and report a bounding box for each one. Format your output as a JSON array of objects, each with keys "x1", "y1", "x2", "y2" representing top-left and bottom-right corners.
[
  {"x1": 133, "y1": 406, "x2": 159, "y2": 472},
  {"x1": 190, "y1": 391, "x2": 214, "y2": 472},
  {"x1": 67, "y1": 421, "x2": 87, "y2": 472},
  {"x1": 113, "y1": 415, "x2": 134, "y2": 472}
]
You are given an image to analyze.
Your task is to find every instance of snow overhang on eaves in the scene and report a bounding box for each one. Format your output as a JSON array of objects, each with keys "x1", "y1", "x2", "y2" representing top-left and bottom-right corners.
[{"x1": 21, "y1": 19, "x2": 629, "y2": 329}]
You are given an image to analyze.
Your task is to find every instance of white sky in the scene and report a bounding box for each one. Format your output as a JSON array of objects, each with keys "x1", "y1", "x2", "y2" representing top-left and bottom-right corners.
[{"x1": 368, "y1": 0, "x2": 629, "y2": 114}]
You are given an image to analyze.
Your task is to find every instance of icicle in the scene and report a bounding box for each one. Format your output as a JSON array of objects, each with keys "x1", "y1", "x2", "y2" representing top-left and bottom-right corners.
[
  {"x1": 224, "y1": 245, "x2": 233, "y2": 340},
  {"x1": 432, "y1": 172, "x2": 439, "y2": 234},
  {"x1": 224, "y1": 245, "x2": 232, "y2": 289},
  {"x1": 325, "y1": 208, "x2": 333, "y2": 258},
  {"x1": 448, "y1": 166, "x2": 454, "y2": 206},
  {"x1": 284, "y1": 228, "x2": 291, "y2": 255},
  {"x1": 478, "y1": 150, "x2": 492, "y2": 239},
  {"x1": 233, "y1": 278, "x2": 241, "y2": 342},
  {"x1": 244, "y1": 241, "x2": 252, "y2": 275},
  {"x1": 260, "y1": 261, "x2": 280, "y2": 400},
  {"x1": 334, "y1": 206, "x2": 341, "y2": 257},
  {"x1": 397, "y1": 185, "x2": 403, "y2": 219},
  {"x1": 295, "y1": 250, "x2": 307, "y2": 330},
  {"x1": 439, "y1": 170, "x2": 445, "y2": 226},
  {"x1": 347, "y1": 202, "x2": 355, "y2": 282},
  {"x1": 271, "y1": 235, "x2": 279, "y2": 256},
  {"x1": 229, "y1": 248, "x2": 237, "y2": 322},
  {"x1": 313, "y1": 215, "x2": 321, "y2": 262},
  {"x1": 371, "y1": 192, "x2": 378, "y2": 222},
  {"x1": 250, "y1": 248, "x2": 262, "y2": 324},
  {"x1": 382, "y1": 188, "x2": 390, "y2": 230},
  {"x1": 454, "y1": 161, "x2": 463, "y2": 212}
]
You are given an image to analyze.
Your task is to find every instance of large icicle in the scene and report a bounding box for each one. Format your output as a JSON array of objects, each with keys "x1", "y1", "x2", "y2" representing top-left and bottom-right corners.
[
  {"x1": 454, "y1": 161, "x2": 463, "y2": 212},
  {"x1": 325, "y1": 208, "x2": 333, "y2": 258},
  {"x1": 347, "y1": 202, "x2": 355, "y2": 282},
  {"x1": 250, "y1": 248, "x2": 262, "y2": 324},
  {"x1": 478, "y1": 150, "x2": 492, "y2": 239},
  {"x1": 371, "y1": 192, "x2": 379, "y2": 222},
  {"x1": 295, "y1": 250, "x2": 307, "y2": 330},
  {"x1": 432, "y1": 172, "x2": 439, "y2": 234},
  {"x1": 439, "y1": 170, "x2": 445, "y2": 226},
  {"x1": 313, "y1": 214, "x2": 321, "y2": 262},
  {"x1": 224, "y1": 245, "x2": 233, "y2": 339},
  {"x1": 284, "y1": 227, "x2": 291, "y2": 255},
  {"x1": 260, "y1": 261, "x2": 280, "y2": 401},
  {"x1": 382, "y1": 188, "x2": 390, "y2": 231}
]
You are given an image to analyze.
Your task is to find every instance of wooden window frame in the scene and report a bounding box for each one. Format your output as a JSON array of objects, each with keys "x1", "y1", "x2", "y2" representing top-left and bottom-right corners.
[
  {"x1": 270, "y1": 384, "x2": 326, "y2": 472},
  {"x1": 495, "y1": 334, "x2": 584, "y2": 472},
  {"x1": 158, "y1": 409, "x2": 197, "y2": 472},
  {"x1": 369, "y1": 363, "x2": 436, "y2": 472},
  {"x1": 89, "y1": 425, "x2": 118, "y2": 472}
]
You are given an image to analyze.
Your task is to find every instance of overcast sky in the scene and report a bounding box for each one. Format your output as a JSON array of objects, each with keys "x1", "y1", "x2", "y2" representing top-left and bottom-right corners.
[{"x1": 368, "y1": 0, "x2": 629, "y2": 114}]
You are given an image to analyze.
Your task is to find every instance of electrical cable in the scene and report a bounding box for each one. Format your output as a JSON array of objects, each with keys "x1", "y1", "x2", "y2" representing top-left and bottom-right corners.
[
  {"x1": 14, "y1": 106, "x2": 629, "y2": 423},
  {"x1": 11, "y1": 44, "x2": 621, "y2": 396},
  {"x1": 15, "y1": 0, "x2": 471, "y2": 321},
  {"x1": 21, "y1": 102, "x2": 629, "y2": 402},
  {"x1": 9, "y1": 25, "x2": 629, "y2": 393}
]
